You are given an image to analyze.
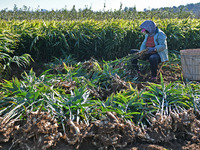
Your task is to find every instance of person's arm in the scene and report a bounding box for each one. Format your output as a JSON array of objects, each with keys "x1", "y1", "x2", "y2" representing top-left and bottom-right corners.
[
  {"x1": 140, "y1": 35, "x2": 148, "y2": 51},
  {"x1": 155, "y1": 32, "x2": 167, "y2": 52}
]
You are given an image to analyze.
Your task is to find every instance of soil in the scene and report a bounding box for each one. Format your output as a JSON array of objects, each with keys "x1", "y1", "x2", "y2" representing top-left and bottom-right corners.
[{"x1": 1, "y1": 136, "x2": 199, "y2": 150}]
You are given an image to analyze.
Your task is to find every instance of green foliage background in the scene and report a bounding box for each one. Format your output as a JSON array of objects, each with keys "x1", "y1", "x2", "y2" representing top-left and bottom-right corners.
[{"x1": 1, "y1": 18, "x2": 200, "y2": 62}]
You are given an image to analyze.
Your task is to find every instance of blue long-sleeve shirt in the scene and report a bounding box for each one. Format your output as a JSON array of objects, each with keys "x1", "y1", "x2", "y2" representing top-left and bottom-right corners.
[{"x1": 140, "y1": 29, "x2": 168, "y2": 62}]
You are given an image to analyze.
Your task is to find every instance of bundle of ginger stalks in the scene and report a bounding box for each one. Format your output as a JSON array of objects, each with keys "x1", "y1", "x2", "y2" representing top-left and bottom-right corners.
[{"x1": 109, "y1": 49, "x2": 148, "y2": 67}]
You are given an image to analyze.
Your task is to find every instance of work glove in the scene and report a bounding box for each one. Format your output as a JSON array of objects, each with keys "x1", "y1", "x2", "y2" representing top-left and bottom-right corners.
[{"x1": 147, "y1": 47, "x2": 156, "y2": 54}]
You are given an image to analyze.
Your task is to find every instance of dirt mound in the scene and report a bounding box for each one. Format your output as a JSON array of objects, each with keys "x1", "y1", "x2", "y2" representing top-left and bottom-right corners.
[{"x1": 0, "y1": 109, "x2": 200, "y2": 150}]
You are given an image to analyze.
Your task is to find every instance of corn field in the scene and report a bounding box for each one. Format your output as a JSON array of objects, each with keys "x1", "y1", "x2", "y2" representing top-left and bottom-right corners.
[{"x1": 0, "y1": 8, "x2": 200, "y2": 150}]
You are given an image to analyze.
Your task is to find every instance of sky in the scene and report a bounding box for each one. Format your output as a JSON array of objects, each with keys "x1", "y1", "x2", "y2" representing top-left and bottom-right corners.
[{"x1": 1, "y1": 0, "x2": 200, "y2": 11}]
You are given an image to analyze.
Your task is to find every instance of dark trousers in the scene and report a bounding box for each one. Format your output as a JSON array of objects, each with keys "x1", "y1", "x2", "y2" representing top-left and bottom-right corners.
[{"x1": 130, "y1": 49, "x2": 161, "y2": 77}]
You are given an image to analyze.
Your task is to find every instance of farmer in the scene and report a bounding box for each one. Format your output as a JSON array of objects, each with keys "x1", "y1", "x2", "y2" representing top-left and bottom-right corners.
[{"x1": 130, "y1": 20, "x2": 168, "y2": 80}]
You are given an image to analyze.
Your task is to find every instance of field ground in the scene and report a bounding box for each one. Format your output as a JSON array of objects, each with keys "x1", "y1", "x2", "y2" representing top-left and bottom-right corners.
[{"x1": 0, "y1": 109, "x2": 200, "y2": 150}]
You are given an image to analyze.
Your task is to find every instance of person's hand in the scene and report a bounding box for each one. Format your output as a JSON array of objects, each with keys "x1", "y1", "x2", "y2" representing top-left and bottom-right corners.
[{"x1": 147, "y1": 47, "x2": 156, "y2": 54}]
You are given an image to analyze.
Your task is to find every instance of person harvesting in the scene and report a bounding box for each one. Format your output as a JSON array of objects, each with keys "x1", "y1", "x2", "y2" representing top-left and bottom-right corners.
[{"x1": 130, "y1": 20, "x2": 168, "y2": 81}]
